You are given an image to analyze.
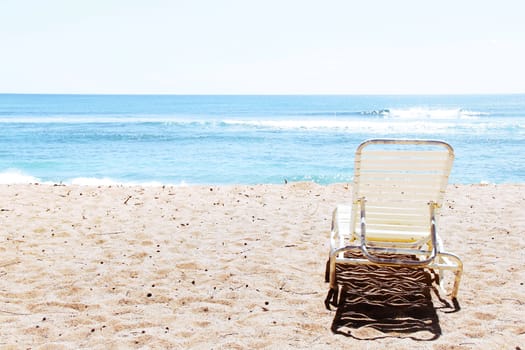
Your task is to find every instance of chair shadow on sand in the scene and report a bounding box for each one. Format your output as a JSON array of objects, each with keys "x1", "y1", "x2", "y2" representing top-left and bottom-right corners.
[{"x1": 326, "y1": 253, "x2": 460, "y2": 341}]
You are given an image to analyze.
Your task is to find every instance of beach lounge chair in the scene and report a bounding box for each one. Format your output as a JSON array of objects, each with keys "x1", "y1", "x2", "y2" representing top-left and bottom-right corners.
[{"x1": 326, "y1": 139, "x2": 463, "y2": 308}]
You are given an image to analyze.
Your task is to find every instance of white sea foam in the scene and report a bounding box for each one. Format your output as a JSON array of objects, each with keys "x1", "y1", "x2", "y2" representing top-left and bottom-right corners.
[
  {"x1": 0, "y1": 170, "x2": 184, "y2": 187},
  {"x1": 222, "y1": 118, "x2": 466, "y2": 134},
  {"x1": 384, "y1": 108, "x2": 482, "y2": 120},
  {"x1": 0, "y1": 107, "x2": 484, "y2": 124},
  {"x1": 0, "y1": 169, "x2": 42, "y2": 184},
  {"x1": 69, "y1": 177, "x2": 183, "y2": 187}
]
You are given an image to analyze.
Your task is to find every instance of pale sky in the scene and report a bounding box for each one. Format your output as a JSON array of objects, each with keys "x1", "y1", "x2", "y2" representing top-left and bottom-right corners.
[{"x1": 1, "y1": 0, "x2": 524, "y2": 94}]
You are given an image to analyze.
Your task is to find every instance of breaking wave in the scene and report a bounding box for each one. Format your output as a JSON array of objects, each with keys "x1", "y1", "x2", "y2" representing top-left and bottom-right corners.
[{"x1": 383, "y1": 108, "x2": 485, "y2": 119}]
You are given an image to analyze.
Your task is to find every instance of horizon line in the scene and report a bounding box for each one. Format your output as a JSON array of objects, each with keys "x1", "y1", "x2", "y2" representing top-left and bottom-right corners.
[{"x1": 2, "y1": 92, "x2": 525, "y2": 96}]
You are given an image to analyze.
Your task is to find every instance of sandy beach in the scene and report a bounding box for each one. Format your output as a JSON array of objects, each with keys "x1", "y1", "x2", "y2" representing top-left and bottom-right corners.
[{"x1": 0, "y1": 182, "x2": 523, "y2": 349}]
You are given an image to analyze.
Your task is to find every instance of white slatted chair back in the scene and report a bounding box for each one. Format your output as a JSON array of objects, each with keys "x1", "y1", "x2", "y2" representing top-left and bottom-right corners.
[{"x1": 350, "y1": 139, "x2": 454, "y2": 245}]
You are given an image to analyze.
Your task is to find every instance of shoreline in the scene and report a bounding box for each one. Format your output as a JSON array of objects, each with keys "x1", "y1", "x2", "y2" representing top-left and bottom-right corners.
[
  {"x1": 1, "y1": 182, "x2": 524, "y2": 348},
  {"x1": 1, "y1": 178, "x2": 523, "y2": 187}
]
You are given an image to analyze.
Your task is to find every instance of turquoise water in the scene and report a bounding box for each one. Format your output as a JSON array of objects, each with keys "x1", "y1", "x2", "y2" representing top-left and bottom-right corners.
[{"x1": 0, "y1": 94, "x2": 524, "y2": 185}]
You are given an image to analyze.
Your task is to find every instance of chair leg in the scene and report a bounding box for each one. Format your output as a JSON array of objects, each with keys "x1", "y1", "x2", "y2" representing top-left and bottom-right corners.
[
  {"x1": 451, "y1": 268, "x2": 463, "y2": 299},
  {"x1": 324, "y1": 254, "x2": 339, "y2": 309},
  {"x1": 436, "y1": 252, "x2": 463, "y2": 300},
  {"x1": 324, "y1": 257, "x2": 330, "y2": 283},
  {"x1": 329, "y1": 254, "x2": 337, "y2": 290},
  {"x1": 442, "y1": 252, "x2": 463, "y2": 299},
  {"x1": 437, "y1": 266, "x2": 446, "y2": 295}
]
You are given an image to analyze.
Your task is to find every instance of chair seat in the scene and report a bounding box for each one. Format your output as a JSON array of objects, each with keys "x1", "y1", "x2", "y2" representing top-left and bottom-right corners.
[{"x1": 333, "y1": 204, "x2": 430, "y2": 244}]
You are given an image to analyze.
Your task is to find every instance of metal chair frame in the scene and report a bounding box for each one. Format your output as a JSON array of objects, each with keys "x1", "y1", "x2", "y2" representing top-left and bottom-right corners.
[{"x1": 327, "y1": 139, "x2": 463, "y2": 307}]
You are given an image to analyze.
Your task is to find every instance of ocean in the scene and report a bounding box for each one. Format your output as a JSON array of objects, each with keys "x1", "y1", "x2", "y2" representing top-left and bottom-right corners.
[{"x1": 0, "y1": 94, "x2": 523, "y2": 185}]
